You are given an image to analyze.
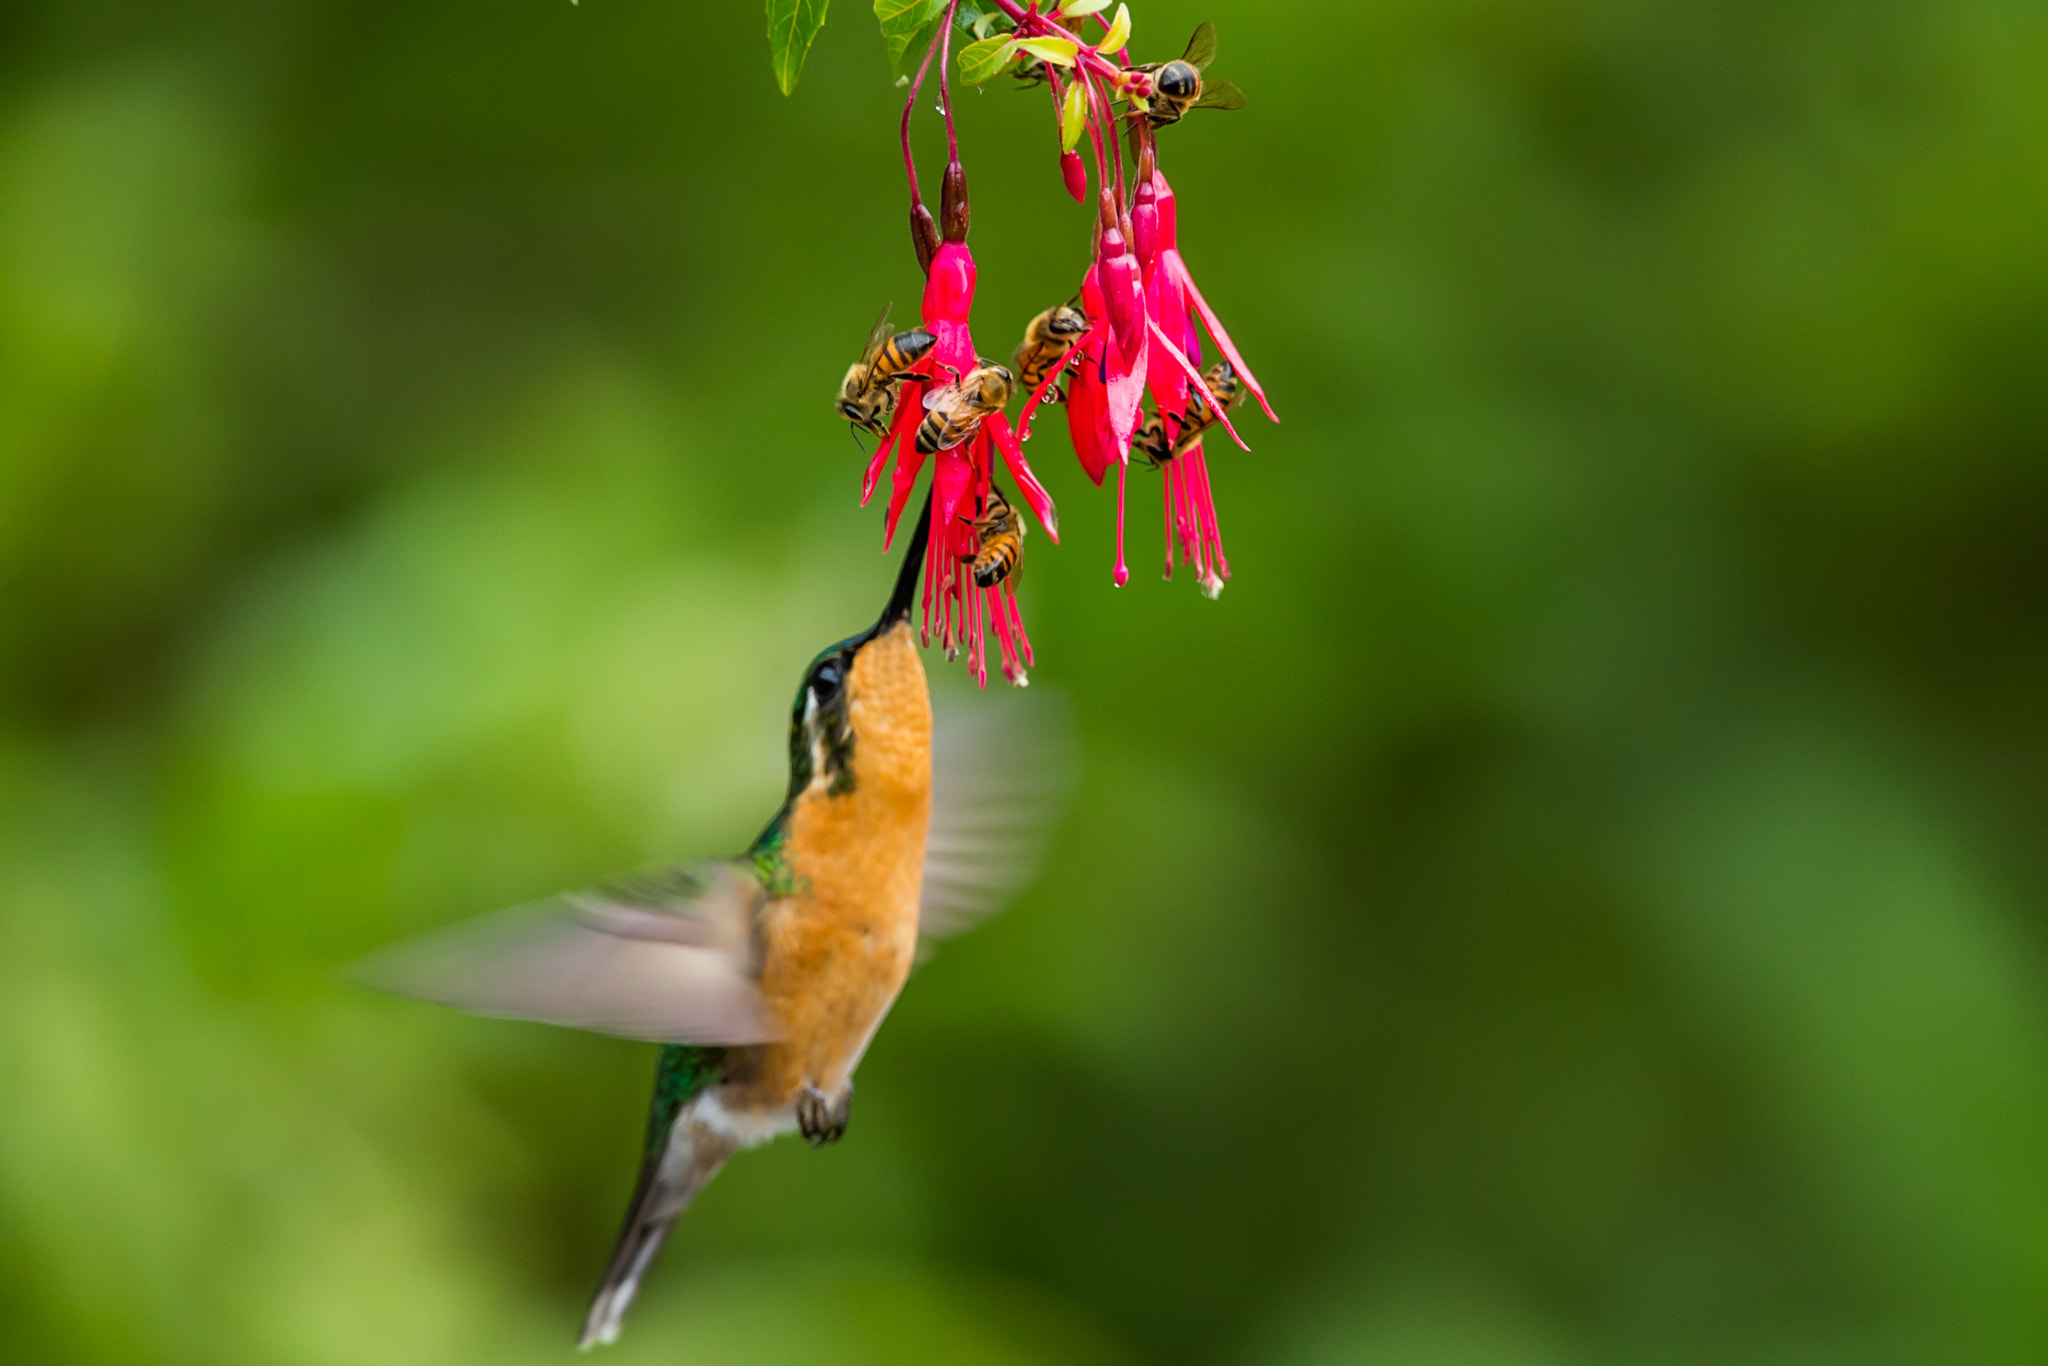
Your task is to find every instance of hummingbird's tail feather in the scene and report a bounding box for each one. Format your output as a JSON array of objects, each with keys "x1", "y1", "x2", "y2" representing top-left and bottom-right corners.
[{"x1": 579, "y1": 1117, "x2": 734, "y2": 1350}]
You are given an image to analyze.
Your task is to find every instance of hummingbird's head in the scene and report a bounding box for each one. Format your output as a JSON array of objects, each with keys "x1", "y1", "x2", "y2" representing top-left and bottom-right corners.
[{"x1": 782, "y1": 503, "x2": 933, "y2": 805}]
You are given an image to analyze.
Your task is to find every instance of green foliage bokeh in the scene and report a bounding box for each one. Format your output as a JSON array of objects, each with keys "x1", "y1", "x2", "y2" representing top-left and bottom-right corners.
[{"x1": 2, "y1": 0, "x2": 2047, "y2": 1362}]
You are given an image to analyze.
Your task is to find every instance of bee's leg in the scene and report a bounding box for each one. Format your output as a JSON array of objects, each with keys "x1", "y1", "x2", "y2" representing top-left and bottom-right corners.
[{"x1": 796, "y1": 1082, "x2": 850, "y2": 1147}]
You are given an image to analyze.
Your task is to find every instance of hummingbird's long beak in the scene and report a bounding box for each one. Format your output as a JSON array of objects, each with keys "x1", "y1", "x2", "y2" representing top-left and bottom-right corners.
[{"x1": 878, "y1": 497, "x2": 933, "y2": 630}]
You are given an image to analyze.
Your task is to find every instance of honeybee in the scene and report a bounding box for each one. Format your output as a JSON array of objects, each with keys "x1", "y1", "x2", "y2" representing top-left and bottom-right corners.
[
  {"x1": 1132, "y1": 23, "x2": 1246, "y2": 128},
  {"x1": 915, "y1": 361, "x2": 1015, "y2": 455},
  {"x1": 836, "y1": 306, "x2": 938, "y2": 441},
  {"x1": 1133, "y1": 407, "x2": 1176, "y2": 469},
  {"x1": 962, "y1": 484, "x2": 1027, "y2": 589},
  {"x1": 1011, "y1": 304, "x2": 1089, "y2": 395},
  {"x1": 1136, "y1": 360, "x2": 1246, "y2": 467},
  {"x1": 1183, "y1": 359, "x2": 1246, "y2": 432}
]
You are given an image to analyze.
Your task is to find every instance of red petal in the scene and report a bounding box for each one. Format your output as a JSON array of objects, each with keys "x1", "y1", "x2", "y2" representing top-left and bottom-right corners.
[
  {"x1": 1017, "y1": 323, "x2": 1091, "y2": 439},
  {"x1": 880, "y1": 385, "x2": 930, "y2": 549},
  {"x1": 1066, "y1": 338, "x2": 1115, "y2": 487},
  {"x1": 1166, "y1": 249, "x2": 1279, "y2": 424},
  {"x1": 1143, "y1": 268, "x2": 1190, "y2": 414},
  {"x1": 860, "y1": 423, "x2": 896, "y2": 508},
  {"x1": 922, "y1": 243, "x2": 977, "y2": 325},
  {"x1": 1106, "y1": 331, "x2": 1148, "y2": 455},
  {"x1": 1147, "y1": 315, "x2": 1248, "y2": 452},
  {"x1": 984, "y1": 411, "x2": 1060, "y2": 543}
]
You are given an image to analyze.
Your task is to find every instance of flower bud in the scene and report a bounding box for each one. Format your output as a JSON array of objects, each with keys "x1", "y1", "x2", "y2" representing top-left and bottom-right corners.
[
  {"x1": 1099, "y1": 223, "x2": 1143, "y2": 359},
  {"x1": 941, "y1": 160, "x2": 970, "y2": 242},
  {"x1": 1131, "y1": 174, "x2": 1160, "y2": 273},
  {"x1": 1060, "y1": 151, "x2": 1087, "y2": 204},
  {"x1": 910, "y1": 203, "x2": 940, "y2": 274}
]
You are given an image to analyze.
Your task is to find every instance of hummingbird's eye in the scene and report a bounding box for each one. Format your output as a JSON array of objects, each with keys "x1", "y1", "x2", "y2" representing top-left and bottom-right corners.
[{"x1": 811, "y1": 657, "x2": 846, "y2": 701}]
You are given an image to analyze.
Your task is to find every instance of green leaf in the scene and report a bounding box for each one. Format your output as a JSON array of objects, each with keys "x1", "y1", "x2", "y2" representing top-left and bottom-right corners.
[
  {"x1": 1058, "y1": 0, "x2": 1112, "y2": 15},
  {"x1": 957, "y1": 34, "x2": 1019, "y2": 85},
  {"x1": 955, "y1": 0, "x2": 1010, "y2": 39},
  {"x1": 1095, "y1": 2, "x2": 1129, "y2": 52},
  {"x1": 874, "y1": 0, "x2": 944, "y2": 72},
  {"x1": 1059, "y1": 81, "x2": 1088, "y2": 151},
  {"x1": 767, "y1": 0, "x2": 831, "y2": 96},
  {"x1": 1014, "y1": 37, "x2": 1079, "y2": 66}
]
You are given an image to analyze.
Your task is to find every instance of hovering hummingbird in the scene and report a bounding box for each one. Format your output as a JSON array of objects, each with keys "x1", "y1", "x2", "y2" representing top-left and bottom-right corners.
[{"x1": 356, "y1": 502, "x2": 1061, "y2": 1347}]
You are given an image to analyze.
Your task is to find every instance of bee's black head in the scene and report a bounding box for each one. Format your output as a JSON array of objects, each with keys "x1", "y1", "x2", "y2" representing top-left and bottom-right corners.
[{"x1": 1157, "y1": 61, "x2": 1200, "y2": 101}]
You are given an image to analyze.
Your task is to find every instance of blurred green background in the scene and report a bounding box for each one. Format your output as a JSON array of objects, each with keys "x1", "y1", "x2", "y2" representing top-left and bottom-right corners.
[{"x1": 4, "y1": 0, "x2": 2048, "y2": 1362}]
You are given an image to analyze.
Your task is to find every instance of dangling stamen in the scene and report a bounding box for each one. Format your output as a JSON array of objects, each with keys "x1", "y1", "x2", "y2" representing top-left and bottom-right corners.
[
  {"x1": 1161, "y1": 455, "x2": 1176, "y2": 579},
  {"x1": 1113, "y1": 454, "x2": 1131, "y2": 587}
]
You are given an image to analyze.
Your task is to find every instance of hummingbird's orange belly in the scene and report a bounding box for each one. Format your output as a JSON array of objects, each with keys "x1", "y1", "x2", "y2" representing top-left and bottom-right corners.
[
  {"x1": 740, "y1": 882, "x2": 921, "y2": 1107},
  {"x1": 726, "y1": 784, "x2": 928, "y2": 1112},
  {"x1": 709, "y1": 619, "x2": 931, "y2": 1129}
]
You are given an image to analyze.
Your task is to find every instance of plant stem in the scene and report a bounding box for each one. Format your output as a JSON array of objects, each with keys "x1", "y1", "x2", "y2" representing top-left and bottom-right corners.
[
  {"x1": 901, "y1": 23, "x2": 945, "y2": 206},
  {"x1": 939, "y1": 0, "x2": 963, "y2": 162}
]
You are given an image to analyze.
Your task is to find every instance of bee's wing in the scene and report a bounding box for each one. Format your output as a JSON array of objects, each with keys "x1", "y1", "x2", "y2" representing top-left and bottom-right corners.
[
  {"x1": 862, "y1": 304, "x2": 896, "y2": 363},
  {"x1": 919, "y1": 691, "x2": 1072, "y2": 942},
  {"x1": 349, "y1": 861, "x2": 778, "y2": 1044},
  {"x1": 1183, "y1": 21, "x2": 1218, "y2": 70},
  {"x1": 1192, "y1": 79, "x2": 1246, "y2": 112}
]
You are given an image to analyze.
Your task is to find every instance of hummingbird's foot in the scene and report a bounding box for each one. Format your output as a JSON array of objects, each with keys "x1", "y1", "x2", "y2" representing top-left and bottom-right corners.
[{"x1": 796, "y1": 1083, "x2": 851, "y2": 1147}]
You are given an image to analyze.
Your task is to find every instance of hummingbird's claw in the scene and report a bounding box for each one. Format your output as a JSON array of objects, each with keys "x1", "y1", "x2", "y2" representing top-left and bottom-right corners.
[{"x1": 797, "y1": 1083, "x2": 852, "y2": 1147}]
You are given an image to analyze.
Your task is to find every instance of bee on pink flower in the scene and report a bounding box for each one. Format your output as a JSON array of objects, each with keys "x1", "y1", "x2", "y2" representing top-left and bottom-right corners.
[{"x1": 847, "y1": 0, "x2": 1274, "y2": 677}]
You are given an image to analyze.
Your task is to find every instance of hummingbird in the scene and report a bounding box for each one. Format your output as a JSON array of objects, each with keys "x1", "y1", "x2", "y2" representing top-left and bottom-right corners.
[{"x1": 356, "y1": 500, "x2": 1061, "y2": 1347}]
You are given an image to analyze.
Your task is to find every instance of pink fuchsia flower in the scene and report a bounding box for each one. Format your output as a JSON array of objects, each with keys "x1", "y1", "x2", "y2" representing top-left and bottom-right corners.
[
  {"x1": 1136, "y1": 168, "x2": 1274, "y2": 597},
  {"x1": 1142, "y1": 171, "x2": 1275, "y2": 424},
  {"x1": 860, "y1": 234, "x2": 1058, "y2": 687},
  {"x1": 1017, "y1": 166, "x2": 1274, "y2": 595},
  {"x1": 1019, "y1": 258, "x2": 1148, "y2": 586}
]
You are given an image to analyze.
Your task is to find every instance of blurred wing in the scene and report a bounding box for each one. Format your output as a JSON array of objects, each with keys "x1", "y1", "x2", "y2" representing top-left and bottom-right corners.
[
  {"x1": 920, "y1": 691, "x2": 1073, "y2": 942},
  {"x1": 862, "y1": 304, "x2": 895, "y2": 363},
  {"x1": 350, "y1": 861, "x2": 777, "y2": 1044},
  {"x1": 1183, "y1": 21, "x2": 1218, "y2": 70},
  {"x1": 1193, "y1": 80, "x2": 1246, "y2": 112}
]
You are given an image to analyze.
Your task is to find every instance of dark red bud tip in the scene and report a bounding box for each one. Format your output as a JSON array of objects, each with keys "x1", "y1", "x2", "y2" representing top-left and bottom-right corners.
[
  {"x1": 1060, "y1": 150, "x2": 1087, "y2": 203},
  {"x1": 911, "y1": 203, "x2": 940, "y2": 274},
  {"x1": 941, "y1": 161, "x2": 970, "y2": 242},
  {"x1": 1097, "y1": 188, "x2": 1119, "y2": 234}
]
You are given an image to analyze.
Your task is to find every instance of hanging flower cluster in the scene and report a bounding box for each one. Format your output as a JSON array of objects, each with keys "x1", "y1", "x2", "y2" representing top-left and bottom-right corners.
[{"x1": 830, "y1": 0, "x2": 1277, "y2": 685}]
